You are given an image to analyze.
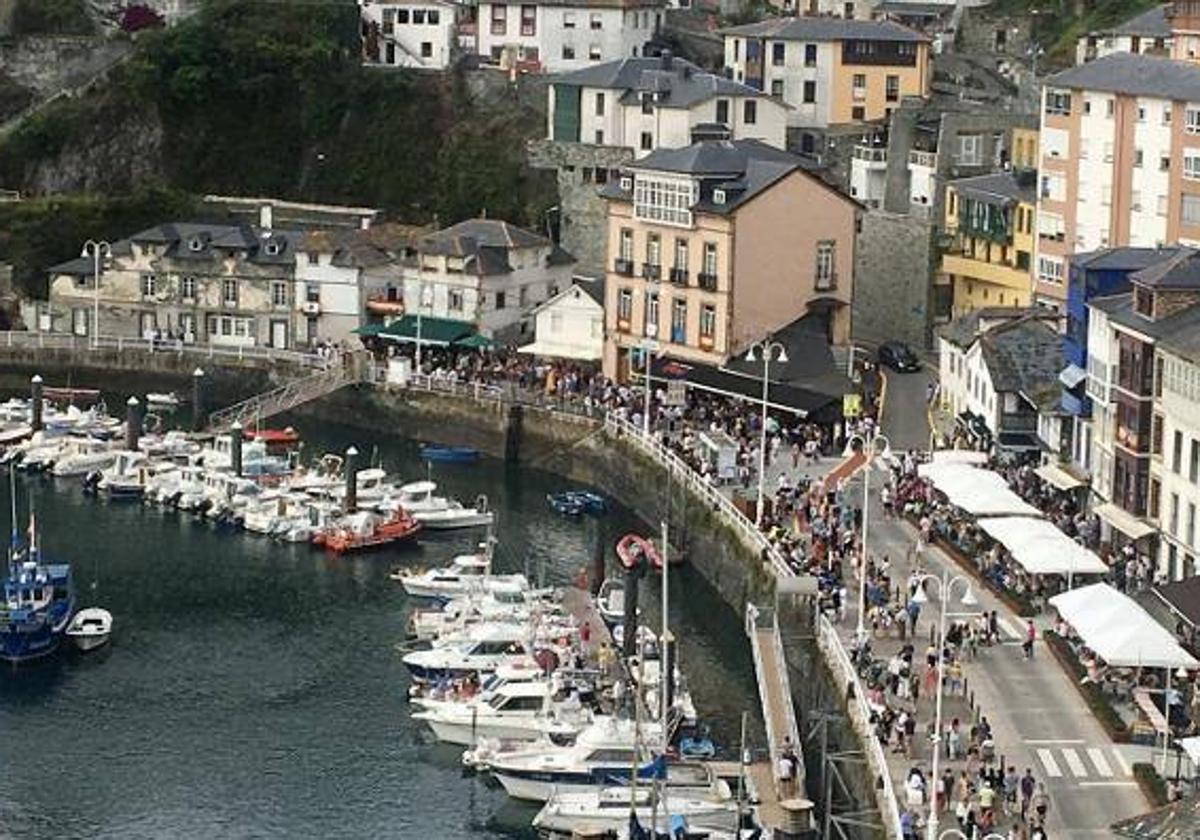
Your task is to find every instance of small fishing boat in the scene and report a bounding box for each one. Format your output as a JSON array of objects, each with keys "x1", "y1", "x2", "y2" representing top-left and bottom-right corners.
[
  {"x1": 419, "y1": 444, "x2": 479, "y2": 463},
  {"x1": 65, "y1": 607, "x2": 112, "y2": 652},
  {"x1": 145, "y1": 392, "x2": 181, "y2": 409},
  {"x1": 95, "y1": 451, "x2": 152, "y2": 500},
  {"x1": 51, "y1": 437, "x2": 117, "y2": 478},
  {"x1": 312, "y1": 509, "x2": 422, "y2": 554},
  {"x1": 548, "y1": 490, "x2": 607, "y2": 516},
  {"x1": 385, "y1": 481, "x2": 494, "y2": 530}
]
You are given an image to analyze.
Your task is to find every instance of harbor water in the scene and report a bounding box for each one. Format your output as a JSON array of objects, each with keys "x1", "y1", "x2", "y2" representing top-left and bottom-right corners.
[{"x1": 0, "y1": 417, "x2": 763, "y2": 839}]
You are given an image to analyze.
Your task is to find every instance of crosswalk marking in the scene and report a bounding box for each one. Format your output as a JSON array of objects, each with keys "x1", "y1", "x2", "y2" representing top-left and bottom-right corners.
[
  {"x1": 1086, "y1": 748, "x2": 1114, "y2": 777},
  {"x1": 1062, "y1": 748, "x2": 1089, "y2": 777},
  {"x1": 1037, "y1": 748, "x2": 1063, "y2": 778},
  {"x1": 1111, "y1": 749, "x2": 1133, "y2": 777},
  {"x1": 995, "y1": 617, "x2": 1019, "y2": 640}
]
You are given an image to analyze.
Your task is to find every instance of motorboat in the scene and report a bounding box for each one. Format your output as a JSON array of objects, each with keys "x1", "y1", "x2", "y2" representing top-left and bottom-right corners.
[
  {"x1": 95, "y1": 450, "x2": 152, "y2": 500},
  {"x1": 548, "y1": 490, "x2": 607, "y2": 516},
  {"x1": 197, "y1": 436, "x2": 292, "y2": 478},
  {"x1": 312, "y1": 509, "x2": 422, "y2": 554},
  {"x1": 383, "y1": 481, "x2": 494, "y2": 530},
  {"x1": 0, "y1": 501, "x2": 75, "y2": 664},
  {"x1": 145, "y1": 392, "x2": 180, "y2": 409},
  {"x1": 65, "y1": 607, "x2": 112, "y2": 652},
  {"x1": 138, "y1": 430, "x2": 200, "y2": 461},
  {"x1": 14, "y1": 433, "x2": 69, "y2": 473},
  {"x1": 407, "y1": 585, "x2": 559, "y2": 641},
  {"x1": 411, "y1": 679, "x2": 593, "y2": 746},
  {"x1": 325, "y1": 467, "x2": 396, "y2": 505},
  {"x1": 394, "y1": 545, "x2": 528, "y2": 600},
  {"x1": 276, "y1": 499, "x2": 341, "y2": 543},
  {"x1": 532, "y1": 783, "x2": 742, "y2": 838},
  {"x1": 596, "y1": 578, "x2": 630, "y2": 627},
  {"x1": 420, "y1": 444, "x2": 479, "y2": 463},
  {"x1": 242, "y1": 491, "x2": 310, "y2": 537},
  {"x1": 199, "y1": 471, "x2": 261, "y2": 521},
  {"x1": 50, "y1": 437, "x2": 117, "y2": 477},
  {"x1": 399, "y1": 624, "x2": 560, "y2": 681}
]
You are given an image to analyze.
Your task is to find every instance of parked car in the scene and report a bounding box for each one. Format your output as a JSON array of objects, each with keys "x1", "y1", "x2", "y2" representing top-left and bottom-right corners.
[{"x1": 877, "y1": 341, "x2": 921, "y2": 373}]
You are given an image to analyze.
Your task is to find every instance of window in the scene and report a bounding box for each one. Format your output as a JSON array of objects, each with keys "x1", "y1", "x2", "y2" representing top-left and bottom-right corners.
[
  {"x1": 490, "y1": 3, "x2": 506, "y2": 35},
  {"x1": 958, "y1": 134, "x2": 982, "y2": 166},
  {"x1": 595, "y1": 130, "x2": 604, "y2": 144},
  {"x1": 715, "y1": 99, "x2": 729, "y2": 124},
  {"x1": 815, "y1": 240, "x2": 835, "y2": 290},
  {"x1": 804, "y1": 44, "x2": 817, "y2": 67},
  {"x1": 518, "y1": 285, "x2": 528, "y2": 307},
  {"x1": 428, "y1": 9, "x2": 439, "y2": 24},
  {"x1": 852, "y1": 73, "x2": 866, "y2": 90},
  {"x1": 420, "y1": 42, "x2": 432, "y2": 58},
  {"x1": 772, "y1": 42, "x2": 785, "y2": 66},
  {"x1": 1137, "y1": 106, "x2": 1146, "y2": 122},
  {"x1": 1037, "y1": 256, "x2": 1064, "y2": 284},
  {"x1": 495, "y1": 291, "x2": 506, "y2": 310},
  {"x1": 563, "y1": 10, "x2": 575, "y2": 27},
  {"x1": 1171, "y1": 492, "x2": 1180, "y2": 536},
  {"x1": 1192, "y1": 439, "x2": 1199, "y2": 483},
  {"x1": 1187, "y1": 107, "x2": 1200, "y2": 134},
  {"x1": 700, "y1": 303, "x2": 716, "y2": 339},
  {"x1": 645, "y1": 292, "x2": 659, "y2": 332},
  {"x1": 640, "y1": 131, "x2": 652, "y2": 150},
  {"x1": 851, "y1": 106, "x2": 865, "y2": 121},
  {"x1": 617, "y1": 288, "x2": 632, "y2": 321},
  {"x1": 412, "y1": 9, "x2": 426, "y2": 23},
  {"x1": 633, "y1": 175, "x2": 696, "y2": 227},
  {"x1": 702, "y1": 242, "x2": 717, "y2": 279},
  {"x1": 222, "y1": 279, "x2": 238, "y2": 307},
  {"x1": 1186, "y1": 152, "x2": 1200, "y2": 181},
  {"x1": 396, "y1": 8, "x2": 409, "y2": 23},
  {"x1": 305, "y1": 282, "x2": 319, "y2": 303},
  {"x1": 673, "y1": 238, "x2": 688, "y2": 272},
  {"x1": 1134, "y1": 148, "x2": 1144, "y2": 168},
  {"x1": 449, "y1": 289, "x2": 464, "y2": 312},
  {"x1": 1183, "y1": 194, "x2": 1200, "y2": 226},
  {"x1": 803, "y1": 80, "x2": 816, "y2": 104},
  {"x1": 562, "y1": 45, "x2": 575, "y2": 60},
  {"x1": 271, "y1": 281, "x2": 287, "y2": 307},
  {"x1": 1164, "y1": 105, "x2": 1173, "y2": 125},
  {"x1": 180, "y1": 275, "x2": 196, "y2": 301},
  {"x1": 590, "y1": 12, "x2": 602, "y2": 29},
  {"x1": 619, "y1": 228, "x2": 633, "y2": 261},
  {"x1": 306, "y1": 251, "x2": 319, "y2": 266},
  {"x1": 519, "y1": 4, "x2": 535, "y2": 35},
  {"x1": 595, "y1": 92, "x2": 605, "y2": 116},
  {"x1": 670, "y1": 299, "x2": 687, "y2": 343},
  {"x1": 646, "y1": 233, "x2": 660, "y2": 267},
  {"x1": 885, "y1": 74, "x2": 899, "y2": 102},
  {"x1": 1044, "y1": 89, "x2": 1071, "y2": 116},
  {"x1": 588, "y1": 44, "x2": 601, "y2": 61},
  {"x1": 1190, "y1": 503, "x2": 1197, "y2": 548},
  {"x1": 1161, "y1": 155, "x2": 1172, "y2": 172},
  {"x1": 771, "y1": 80, "x2": 783, "y2": 97},
  {"x1": 1106, "y1": 98, "x2": 1115, "y2": 117},
  {"x1": 743, "y1": 100, "x2": 756, "y2": 125},
  {"x1": 140, "y1": 273, "x2": 157, "y2": 297}
]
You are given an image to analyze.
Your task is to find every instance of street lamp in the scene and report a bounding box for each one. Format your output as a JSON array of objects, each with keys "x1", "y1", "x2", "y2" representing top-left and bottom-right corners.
[
  {"x1": 744, "y1": 337, "x2": 788, "y2": 527},
  {"x1": 638, "y1": 337, "x2": 659, "y2": 440},
  {"x1": 81, "y1": 239, "x2": 112, "y2": 348},
  {"x1": 911, "y1": 570, "x2": 979, "y2": 840},
  {"x1": 936, "y1": 831, "x2": 1005, "y2": 840},
  {"x1": 844, "y1": 430, "x2": 892, "y2": 643}
]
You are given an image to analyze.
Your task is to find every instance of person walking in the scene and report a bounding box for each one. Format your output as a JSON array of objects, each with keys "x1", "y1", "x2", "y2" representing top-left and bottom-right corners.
[
  {"x1": 1019, "y1": 768, "x2": 1036, "y2": 821},
  {"x1": 776, "y1": 740, "x2": 796, "y2": 799},
  {"x1": 1023, "y1": 619, "x2": 1036, "y2": 660},
  {"x1": 1031, "y1": 782, "x2": 1050, "y2": 826}
]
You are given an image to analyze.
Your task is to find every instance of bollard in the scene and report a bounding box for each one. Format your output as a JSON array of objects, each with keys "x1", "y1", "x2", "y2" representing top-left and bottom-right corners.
[
  {"x1": 192, "y1": 368, "x2": 206, "y2": 431},
  {"x1": 621, "y1": 557, "x2": 641, "y2": 661},
  {"x1": 776, "y1": 797, "x2": 817, "y2": 840},
  {"x1": 125, "y1": 397, "x2": 141, "y2": 452},
  {"x1": 230, "y1": 422, "x2": 243, "y2": 477},
  {"x1": 344, "y1": 446, "x2": 359, "y2": 513},
  {"x1": 30, "y1": 375, "x2": 43, "y2": 432},
  {"x1": 590, "y1": 525, "x2": 605, "y2": 596}
]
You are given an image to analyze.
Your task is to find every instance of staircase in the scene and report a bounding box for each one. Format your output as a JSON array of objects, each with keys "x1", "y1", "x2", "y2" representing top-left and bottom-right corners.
[{"x1": 207, "y1": 363, "x2": 360, "y2": 432}]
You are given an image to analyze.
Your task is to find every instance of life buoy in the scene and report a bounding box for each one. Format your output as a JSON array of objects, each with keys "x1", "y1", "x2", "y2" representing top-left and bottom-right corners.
[{"x1": 615, "y1": 533, "x2": 662, "y2": 571}]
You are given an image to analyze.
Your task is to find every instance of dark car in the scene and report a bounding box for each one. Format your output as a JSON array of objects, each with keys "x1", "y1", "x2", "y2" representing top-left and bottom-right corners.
[{"x1": 877, "y1": 341, "x2": 921, "y2": 373}]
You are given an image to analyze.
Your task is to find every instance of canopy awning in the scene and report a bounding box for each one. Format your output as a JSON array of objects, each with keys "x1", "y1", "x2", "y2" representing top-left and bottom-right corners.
[
  {"x1": 916, "y1": 461, "x2": 1042, "y2": 517},
  {"x1": 1094, "y1": 502, "x2": 1156, "y2": 541},
  {"x1": 643, "y1": 357, "x2": 841, "y2": 418},
  {"x1": 517, "y1": 340, "x2": 601, "y2": 361},
  {"x1": 931, "y1": 449, "x2": 990, "y2": 466},
  {"x1": 976, "y1": 516, "x2": 1108, "y2": 576},
  {"x1": 456, "y1": 333, "x2": 494, "y2": 350},
  {"x1": 1151, "y1": 577, "x2": 1200, "y2": 630},
  {"x1": 353, "y1": 322, "x2": 387, "y2": 337},
  {"x1": 1049, "y1": 583, "x2": 1200, "y2": 669},
  {"x1": 371, "y1": 315, "x2": 476, "y2": 346},
  {"x1": 1034, "y1": 462, "x2": 1086, "y2": 491},
  {"x1": 1059, "y1": 364, "x2": 1087, "y2": 389}
]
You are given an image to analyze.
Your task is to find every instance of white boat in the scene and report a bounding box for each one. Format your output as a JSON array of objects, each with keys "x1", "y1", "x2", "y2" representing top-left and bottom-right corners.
[
  {"x1": 400, "y1": 623, "x2": 560, "y2": 681},
  {"x1": 324, "y1": 467, "x2": 395, "y2": 504},
  {"x1": 65, "y1": 607, "x2": 113, "y2": 652},
  {"x1": 407, "y1": 585, "x2": 560, "y2": 641},
  {"x1": 138, "y1": 430, "x2": 200, "y2": 460},
  {"x1": 394, "y1": 550, "x2": 528, "y2": 600},
  {"x1": 411, "y1": 679, "x2": 593, "y2": 746},
  {"x1": 382, "y1": 481, "x2": 494, "y2": 530},
  {"x1": 145, "y1": 392, "x2": 180, "y2": 408},
  {"x1": 51, "y1": 437, "x2": 117, "y2": 477},
  {"x1": 532, "y1": 784, "x2": 744, "y2": 839},
  {"x1": 97, "y1": 451, "x2": 152, "y2": 499},
  {"x1": 596, "y1": 578, "x2": 631, "y2": 626},
  {"x1": 241, "y1": 490, "x2": 307, "y2": 535}
]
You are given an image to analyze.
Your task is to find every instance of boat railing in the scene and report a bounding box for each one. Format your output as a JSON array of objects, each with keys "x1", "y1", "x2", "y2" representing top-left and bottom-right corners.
[
  {"x1": 0, "y1": 331, "x2": 330, "y2": 369},
  {"x1": 816, "y1": 614, "x2": 903, "y2": 840}
]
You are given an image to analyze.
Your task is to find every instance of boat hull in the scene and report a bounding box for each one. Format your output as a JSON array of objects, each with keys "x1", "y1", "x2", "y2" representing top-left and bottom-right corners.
[
  {"x1": 67, "y1": 631, "x2": 111, "y2": 652},
  {"x1": 419, "y1": 716, "x2": 554, "y2": 747},
  {"x1": 413, "y1": 511, "x2": 495, "y2": 530}
]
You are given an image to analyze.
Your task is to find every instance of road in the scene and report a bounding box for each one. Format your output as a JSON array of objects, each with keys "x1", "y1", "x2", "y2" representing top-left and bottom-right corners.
[{"x1": 878, "y1": 365, "x2": 935, "y2": 451}]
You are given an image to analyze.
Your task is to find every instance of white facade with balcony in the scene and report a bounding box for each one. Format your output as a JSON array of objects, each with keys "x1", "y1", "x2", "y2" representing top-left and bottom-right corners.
[
  {"x1": 359, "y1": 0, "x2": 459, "y2": 70},
  {"x1": 908, "y1": 149, "x2": 937, "y2": 214},
  {"x1": 848, "y1": 144, "x2": 887, "y2": 208}
]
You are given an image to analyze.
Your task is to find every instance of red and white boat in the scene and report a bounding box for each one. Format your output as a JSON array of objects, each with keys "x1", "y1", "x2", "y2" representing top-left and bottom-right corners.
[{"x1": 313, "y1": 508, "x2": 422, "y2": 554}]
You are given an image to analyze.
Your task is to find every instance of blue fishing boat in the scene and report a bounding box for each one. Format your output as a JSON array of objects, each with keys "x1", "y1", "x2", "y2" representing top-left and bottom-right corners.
[
  {"x1": 419, "y1": 444, "x2": 479, "y2": 463},
  {"x1": 0, "y1": 476, "x2": 75, "y2": 664},
  {"x1": 547, "y1": 490, "x2": 607, "y2": 516}
]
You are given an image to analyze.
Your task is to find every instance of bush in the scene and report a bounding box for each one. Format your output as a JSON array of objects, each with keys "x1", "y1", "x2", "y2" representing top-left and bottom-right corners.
[
  {"x1": 1044, "y1": 631, "x2": 1130, "y2": 742},
  {"x1": 11, "y1": 0, "x2": 95, "y2": 36},
  {"x1": 1133, "y1": 762, "x2": 1168, "y2": 807}
]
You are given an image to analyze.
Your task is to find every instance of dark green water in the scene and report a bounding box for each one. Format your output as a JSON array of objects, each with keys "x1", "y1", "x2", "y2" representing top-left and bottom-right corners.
[{"x1": 0, "y1": 418, "x2": 761, "y2": 840}]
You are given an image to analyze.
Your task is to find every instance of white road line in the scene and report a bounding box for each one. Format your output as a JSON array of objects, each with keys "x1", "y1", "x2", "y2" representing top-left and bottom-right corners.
[
  {"x1": 1024, "y1": 739, "x2": 1086, "y2": 745},
  {"x1": 995, "y1": 617, "x2": 1019, "y2": 639},
  {"x1": 1111, "y1": 749, "x2": 1133, "y2": 777},
  {"x1": 1087, "y1": 748, "x2": 1114, "y2": 777},
  {"x1": 1062, "y1": 748, "x2": 1089, "y2": 778},
  {"x1": 1078, "y1": 781, "x2": 1138, "y2": 787},
  {"x1": 1037, "y1": 748, "x2": 1063, "y2": 778}
]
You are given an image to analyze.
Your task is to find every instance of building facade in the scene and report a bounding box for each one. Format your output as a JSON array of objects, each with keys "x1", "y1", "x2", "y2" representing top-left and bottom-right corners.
[
  {"x1": 940, "y1": 170, "x2": 1037, "y2": 317},
  {"x1": 720, "y1": 17, "x2": 931, "y2": 130},
  {"x1": 1075, "y1": 4, "x2": 1171, "y2": 65},
  {"x1": 519, "y1": 280, "x2": 605, "y2": 360},
  {"x1": 600, "y1": 139, "x2": 859, "y2": 378},
  {"x1": 359, "y1": 0, "x2": 460, "y2": 70},
  {"x1": 1035, "y1": 53, "x2": 1200, "y2": 310},
  {"x1": 476, "y1": 0, "x2": 663, "y2": 73},
  {"x1": 1155, "y1": 324, "x2": 1200, "y2": 580}
]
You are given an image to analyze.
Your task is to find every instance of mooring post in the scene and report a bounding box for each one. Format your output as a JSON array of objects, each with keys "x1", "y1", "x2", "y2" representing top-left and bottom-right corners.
[
  {"x1": 230, "y1": 422, "x2": 243, "y2": 477},
  {"x1": 125, "y1": 396, "x2": 141, "y2": 452},
  {"x1": 30, "y1": 374, "x2": 43, "y2": 432},
  {"x1": 344, "y1": 446, "x2": 359, "y2": 513},
  {"x1": 192, "y1": 367, "x2": 206, "y2": 431}
]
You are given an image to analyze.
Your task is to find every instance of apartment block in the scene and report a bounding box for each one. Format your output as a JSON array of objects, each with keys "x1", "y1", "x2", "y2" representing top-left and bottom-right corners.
[{"x1": 1036, "y1": 53, "x2": 1200, "y2": 310}]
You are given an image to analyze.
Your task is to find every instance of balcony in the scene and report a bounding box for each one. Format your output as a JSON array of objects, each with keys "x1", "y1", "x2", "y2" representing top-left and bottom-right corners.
[
  {"x1": 697, "y1": 272, "x2": 718, "y2": 292},
  {"x1": 669, "y1": 268, "x2": 688, "y2": 286},
  {"x1": 909, "y1": 150, "x2": 937, "y2": 168},
  {"x1": 853, "y1": 145, "x2": 887, "y2": 164},
  {"x1": 614, "y1": 257, "x2": 634, "y2": 276},
  {"x1": 814, "y1": 273, "x2": 837, "y2": 293},
  {"x1": 366, "y1": 294, "x2": 405, "y2": 316},
  {"x1": 999, "y1": 411, "x2": 1037, "y2": 433},
  {"x1": 642, "y1": 263, "x2": 661, "y2": 280},
  {"x1": 939, "y1": 254, "x2": 1029, "y2": 292}
]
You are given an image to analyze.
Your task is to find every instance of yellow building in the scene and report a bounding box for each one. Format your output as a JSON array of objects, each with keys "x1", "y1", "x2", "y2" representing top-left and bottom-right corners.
[
  {"x1": 941, "y1": 170, "x2": 1037, "y2": 318},
  {"x1": 1010, "y1": 126, "x2": 1039, "y2": 169}
]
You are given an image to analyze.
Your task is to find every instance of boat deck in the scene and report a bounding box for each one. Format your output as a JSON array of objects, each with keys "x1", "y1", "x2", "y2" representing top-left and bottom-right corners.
[{"x1": 561, "y1": 586, "x2": 615, "y2": 658}]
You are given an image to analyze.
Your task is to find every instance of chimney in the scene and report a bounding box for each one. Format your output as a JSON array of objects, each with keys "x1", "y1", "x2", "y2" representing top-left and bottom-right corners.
[
  {"x1": 659, "y1": 49, "x2": 673, "y2": 71},
  {"x1": 259, "y1": 203, "x2": 273, "y2": 231}
]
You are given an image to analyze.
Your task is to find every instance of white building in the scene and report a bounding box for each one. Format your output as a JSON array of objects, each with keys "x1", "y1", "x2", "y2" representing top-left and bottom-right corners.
[
  {"x1": 519, "y1": 280, "x2": 604, "y2": 360},
  {"x1": 1075, "y1": 4, "x2": 1171, "y2": 65},
  {"x1": 359, "y1": 0, "x2": 460, "y2": 70},
  {"x1": 476, "y1": 0, "x2": 664, "y2": 74},
  {"x1": 546, "y1": 53, "x2": 787, "y2": 155},
  {"x1": 403, "y1": 218, "x2": 577, "y2": 341},
  {"x1": 1155, "y1": 316, "x2": 1200, "y2": 580}
]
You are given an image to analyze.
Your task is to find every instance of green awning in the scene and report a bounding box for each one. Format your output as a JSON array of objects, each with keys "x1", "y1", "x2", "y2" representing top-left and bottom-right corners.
[
  {"x1": 375, "y1": 315, "x2": 475, "y2": 346},
  {"x1": 352, "y1": 322, "x2": 387, "y2": 337},
  {"x1": 455, "y1": 333, "x2": 494, "y2": 349}
]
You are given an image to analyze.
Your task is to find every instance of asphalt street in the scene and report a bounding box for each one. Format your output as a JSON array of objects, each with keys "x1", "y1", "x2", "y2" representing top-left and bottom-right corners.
[{"x1": 878, "y1": 365, "x2": 935, "y2": 452}]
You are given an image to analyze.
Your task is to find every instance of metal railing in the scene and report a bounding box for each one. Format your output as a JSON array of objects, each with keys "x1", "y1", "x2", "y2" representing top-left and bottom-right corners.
[
  {"x1": 0, "y1": 331, "x2": 330, "y2": 369},
  {"x1": 817, "y1": 615, "x2": 903, "y2": 840},
  {"x1": 208, "y1": 364, "x2": 360, "y2": 431},
  {"x1": 746, "y1": 604, "x2": 803, "y2": 796}
]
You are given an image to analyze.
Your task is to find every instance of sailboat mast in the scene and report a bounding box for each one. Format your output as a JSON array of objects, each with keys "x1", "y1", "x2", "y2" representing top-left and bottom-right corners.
[
  {"x1": 659, "y1": 519, "x2": 670, "y2": 835},
  {"x1": 7, "y1": 463, "x2": 17, "y2": 570}
]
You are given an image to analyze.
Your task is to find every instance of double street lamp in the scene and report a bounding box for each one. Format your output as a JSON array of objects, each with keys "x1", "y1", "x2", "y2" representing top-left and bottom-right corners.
[
  {"x1": 910, "y1": 570, "x2": 979, "y2": 840},
  {"x1": 844, "y1": 430, "x2": 891, "y2": 643},
  {"x1": 744, "y1": 338, "x2": 788, "y2": 527},
  {"x1": 81, "y1": 239, "x2": 112, "y2": 348}
]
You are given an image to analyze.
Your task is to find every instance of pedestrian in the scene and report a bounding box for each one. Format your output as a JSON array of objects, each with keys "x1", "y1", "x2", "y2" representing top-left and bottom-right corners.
[
  {"x1": 900, "y1": 809, "x2": 917, "y2": 840},
  {"x1": 1032, "y1": 782, "x2": 1049, "y2": 825},
  {"x1": 907, "y1": 598, "x2": 921, "y2": 637},
  {"x1": 1023, "y1": 619, "x2": 1036, "y2": 660},
  {"x1": 1019, "y1": 768, "x2": 1035, "y2": 821},
  {"x1": 776, "y1": 742, "x2": 796, "y2": 799}
]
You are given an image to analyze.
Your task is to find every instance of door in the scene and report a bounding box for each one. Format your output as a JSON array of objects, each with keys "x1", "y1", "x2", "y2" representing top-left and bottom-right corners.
[
  {"x1": 270, "y1": 320, "x2": 288, "y2": 349},
  {"x1": 306, "y1": 316, "x2": 318, "y2": 345},
  {"x1": 72, "y1": 308, "x2": 88, "y2": 337},
  {"x1": 180, "y1": 313, "x2": 196, "y2": 344},
  {"x1": 140, "y1": 312, "x2": 156, "y2": 339}
]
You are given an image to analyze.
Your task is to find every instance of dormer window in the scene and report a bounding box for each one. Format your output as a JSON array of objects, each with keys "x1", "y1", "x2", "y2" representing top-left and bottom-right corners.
[
  {"x1": 713, "y1": 189, "x2": 726, "y2": 205},
  {"x1": 1133, "y1": 286, "x2": 1155, "y2": 318},
  {"x1": 188, "y1": 237, "x2": 203, "y2": 252},
  {"x1": 264, "y1": 241, "x2": 281, "y2": 257},
  {"x1": 620, "y1": 176, "x2": 632, "y2": 191}
]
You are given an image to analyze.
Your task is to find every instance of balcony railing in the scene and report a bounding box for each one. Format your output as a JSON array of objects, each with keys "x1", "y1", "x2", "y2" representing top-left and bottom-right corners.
[
  {"x1": 642, "y1": 263, "x2": 661, "y2": 280},
  {"x1": 669, "y1": 268, "x2": 688, "y2": 285},
  {"x1": 853, "y1": 145, "x2": 887, "y2": 163},
  {"x1": 614, "y1": 257, "x2": 634, "y2": 276},
  {"x1": 909, "y1": 150, "x2": 937, "y2": 168},
  {"x1": 698, "y1": 272, "x2": 718, "y2": 292},
  {"x1": 815, "y1": 273, "x2": 837, "y2": 293}
]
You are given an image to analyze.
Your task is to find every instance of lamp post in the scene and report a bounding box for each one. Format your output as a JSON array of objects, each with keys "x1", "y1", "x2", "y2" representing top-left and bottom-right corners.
[
  {"x1": 81, "y1": 239, "x2": 112, "y2": 348},
  {"x1": 744, "y1": 337, "x2": 788, "y2": 527},
  {"x1": 413, "y1": 280, "x2": 431, "y2": 374},
  {"x1": 911, "y1": 570, "x2": 979, "y2": 840},
  {"x1": 845, "y1": 430, "x2": 891, "y2": 643},
  {"x1": 936, "y1": 831, "x2": 1006, "y2": 840},
  {"x1": 638, "y1": 337, "x2": 659, "y2": 440}
]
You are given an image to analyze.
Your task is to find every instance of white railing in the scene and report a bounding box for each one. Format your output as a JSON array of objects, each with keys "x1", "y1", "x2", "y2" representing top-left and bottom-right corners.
[
  {"x1": 207, "y1": 364, "x2": 359, "y2": 431},
  {"x1": 746, "y1": 603, "x2": 803, "y2": 796},
  {"x1": 0, "y1": 331, "x2": 330, "y2": 369},
  {"x1": 817, "y1": 615, "x2": 903, "y2": 840}
]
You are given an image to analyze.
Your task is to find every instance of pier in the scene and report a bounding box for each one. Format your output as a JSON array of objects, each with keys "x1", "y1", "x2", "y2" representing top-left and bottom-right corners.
[{"x1": 745, "y1": 604, "x2": 802, "y2": 825}]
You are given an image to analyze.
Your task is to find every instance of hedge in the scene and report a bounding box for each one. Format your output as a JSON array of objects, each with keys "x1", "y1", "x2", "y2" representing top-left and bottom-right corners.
[
  {"x1": 1133, "y1": 762, "x2": 1168, "y2": 807},
  {"x1": 1045, "y1": 630, "x2": 1130, "y2": 742}
]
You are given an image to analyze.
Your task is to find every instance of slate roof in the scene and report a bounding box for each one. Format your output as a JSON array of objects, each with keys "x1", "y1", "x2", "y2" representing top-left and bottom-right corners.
[
  {"x1": 979, "y1": 317, "x2": 1064, "y2": 397},
  {"x1": 121, "y1": 222, "x2": 303, "y2": 266},
  {"x1": 719, "y1": 16, "x2": 929, "y2": 42},
  {"x1": 721, "y1": 310, "x2": 853, "y2": 397},
  {"x1": 48, "y1": 255, "x2": 99, "y2": 277},
  {"x1": 937, "y1": 307, "x2": 1048, "y2": 349},
  {"x1": 1129, "y1": 246, "x2": 1200, "y2": 289},
  {"x1": 1071, "y1": 246, "x2": 1188, "y2": 273},
  {"x1": 950, "y1": 170, "x2": 1035, "y2": 206},
  {"x1": 1105, "y1": 4, "x2": 1171, "y2": 38},
  {"x1": 416, "y1": 218, "x2": 564, "y2": 277},
  {"x1": 1046, "y1": 52, "x2": 1200, "y2": 100},
  {"x1": 1151, "y1": 304, "x2": 1200, "y2": 362},
  {"x1": 555, "y1": 57, "x2": 770, "y2": 109}
]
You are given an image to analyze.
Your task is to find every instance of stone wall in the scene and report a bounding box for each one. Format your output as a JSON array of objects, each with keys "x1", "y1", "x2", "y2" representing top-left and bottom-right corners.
[
  {"x1": 0, "y1": 35, "x2": 131, "y2": 98},
  {"x1": 853, "y1": 211, "x2": 936, "y2": 350}
]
